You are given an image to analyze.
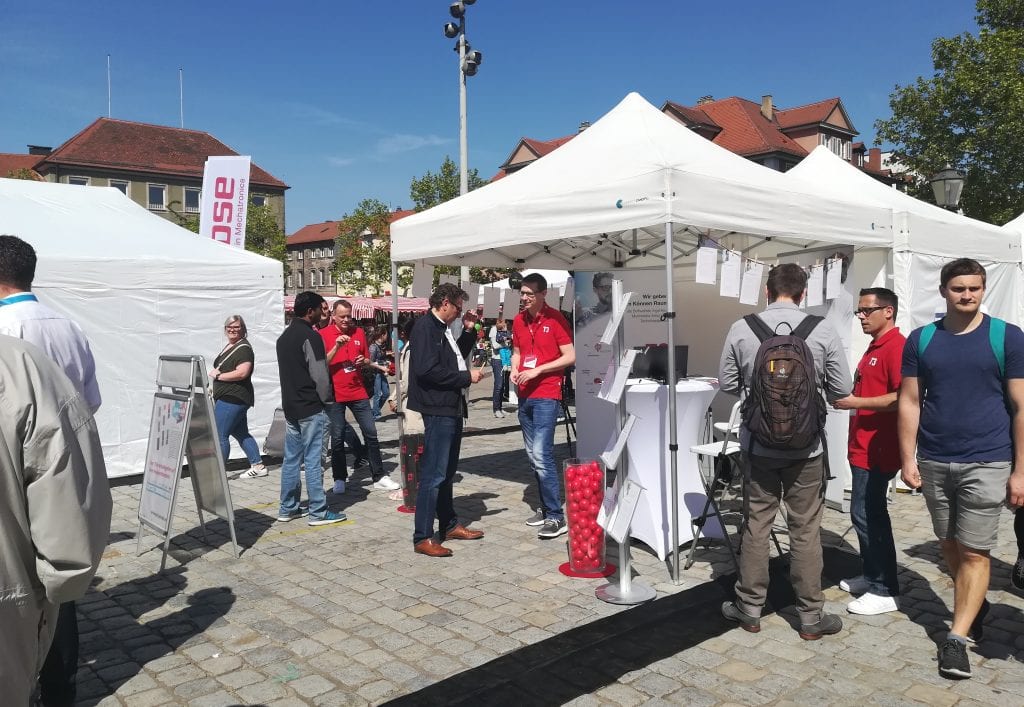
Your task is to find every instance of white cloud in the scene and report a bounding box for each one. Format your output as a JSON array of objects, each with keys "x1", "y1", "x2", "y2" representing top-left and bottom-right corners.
[{"x1": 375, "y1": 133, "x2": 450, "y2": 157}]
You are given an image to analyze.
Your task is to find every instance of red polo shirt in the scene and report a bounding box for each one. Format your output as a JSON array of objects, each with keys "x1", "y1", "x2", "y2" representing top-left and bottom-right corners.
[
  {"x1": 320, "y1": 325, "x2": 369, "y2": 402},
  {"x1": 848, "y1": 326, "x2": 905, "y2": 473},
  {"x1": 512, "y1": 304, "x2": 572, "y2": 400}
]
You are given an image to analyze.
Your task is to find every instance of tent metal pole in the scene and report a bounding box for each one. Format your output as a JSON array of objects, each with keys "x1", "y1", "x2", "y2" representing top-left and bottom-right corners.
[
  {"x1": 665, "y1": 221, "x2": 682, "y2": 585},
  {"x1": 391, "y1": 261, "x2": 401, "y2": 437}
]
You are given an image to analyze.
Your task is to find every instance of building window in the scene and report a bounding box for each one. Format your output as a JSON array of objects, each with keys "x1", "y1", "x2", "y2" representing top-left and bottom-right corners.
[
  {"x1": 109, "y1": 179, "x2": 129, "y2": 195},
  {"x1": 308, "y1": 270, "x2": 314, "y2": 288},
  {"x1": 286, "y1": 275, "x2": 293, "y2": 288},
  {"x1": 327, "y1": 246, "x2": 334, "y2": 258},
  {"x1": 148, "y1": 184, "x2": 167, "y2": 210},
  {"x1": 297, "y1": 271, "x2": 303, "y2": 288},
  {"x1": 251, "y1": 195, "x2": 267, "y2": 207},
  {"x1": 184, "y1": 187, "x2": 201, "y2": 213},
  {"x1": 68, "y1": 176, "x2": 90, "y2": 186},
  {"x1": 326, "y1": 269, "x2": 332, "y2": 285},
  {"x1": 318, "y1": 269, "x2": 325, "y2": 287},
  {"x1": 297, "y1": 250, "x2": 303, "y2": 261},
  {"x1": 857, "y1": 153, "x2": 864, "y2": 167}
]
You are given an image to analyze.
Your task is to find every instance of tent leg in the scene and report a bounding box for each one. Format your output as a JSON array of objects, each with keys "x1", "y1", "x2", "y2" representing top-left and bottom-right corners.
[{"x1": 665, "y1": 221, "x2": 682, "y2": 585}]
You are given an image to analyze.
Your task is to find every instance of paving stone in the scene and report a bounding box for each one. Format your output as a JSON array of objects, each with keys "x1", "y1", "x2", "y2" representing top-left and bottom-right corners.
[{"x1": 121, "y1": 687, "x2": 175, "y2": 707}]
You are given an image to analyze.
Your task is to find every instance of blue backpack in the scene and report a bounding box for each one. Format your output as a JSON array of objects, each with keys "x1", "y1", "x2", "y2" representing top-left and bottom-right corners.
[{"x1": 918, "y1": 317, "x2": 1006, "y2": 378}]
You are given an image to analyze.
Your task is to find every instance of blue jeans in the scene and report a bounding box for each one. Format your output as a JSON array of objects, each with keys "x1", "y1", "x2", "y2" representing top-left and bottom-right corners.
[
  {"x1": 519, "y1": 397, "x2": 563, "y2": 521},
  {"x1": 328, "y1": 400, "x2": 384, "y2": 481},
  {"x1": 491, "y1": 359, "x2": 504, "y2": 411},
  {"x1": 214, "y1": 399, "x2": 262, "y2": 465},
  {"x1": 414, "y1": 414, "x2": 463, "y2": 544},
  {"x1": 850, "y1": 466, "x2": 900, "y2": 596},
  {"x1": 280, "y1": 411, "x2": 329, "y2": 518},
  {"x1": 372, "y1": 374, "x2": 390, "y2": 418}
]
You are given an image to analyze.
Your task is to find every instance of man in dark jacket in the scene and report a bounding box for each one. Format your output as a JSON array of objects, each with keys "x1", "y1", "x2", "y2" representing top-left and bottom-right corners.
[
  {"x1": 407, "y1": 283, "x2": 484, "y2": 557},
  {"x1": 276, "y1": 291, "x2": 346, "y2": 526}
]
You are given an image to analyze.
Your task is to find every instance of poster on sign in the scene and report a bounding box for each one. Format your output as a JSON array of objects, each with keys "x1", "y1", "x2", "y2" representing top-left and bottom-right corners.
[
  {"x1": 198, "y1": 156, "x2": 252, "y2": 248},
  {"x1": 139, "y1": 393, "x2": 191, "y2": 533}
]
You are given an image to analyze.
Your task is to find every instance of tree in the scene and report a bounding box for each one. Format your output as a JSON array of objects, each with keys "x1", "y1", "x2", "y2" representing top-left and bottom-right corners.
[
  {"x1": 177, "y1": 202, "x2": 289, "y2": 275},
  {"x1": 408, "y1": 156, "x2": 517, "y2": 285},
  {"x1": 409, "y1": 155, "x2": 486, "y2": 212},
  {"x1": 5, "y1": 167, "x2": 42, "y2": 181},
  {"x1": 874, "y1": 0, "x2": 1024, "y2": 224},
  {"x1": 332, "y1": 198, "x2": 410, "y2": 296}
]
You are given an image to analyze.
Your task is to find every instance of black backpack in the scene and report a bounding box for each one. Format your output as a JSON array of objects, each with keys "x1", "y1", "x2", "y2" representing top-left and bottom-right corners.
[{"x1": 741, "y1": 314, "x2": 826, "y2": 450}]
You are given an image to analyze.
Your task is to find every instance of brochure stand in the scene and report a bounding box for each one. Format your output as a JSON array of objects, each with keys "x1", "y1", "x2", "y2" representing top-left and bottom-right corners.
[
  {"x1": 137, "y1": 355, "x2": 240, "y2": 571},
  {"x1": 594, "y1": 280, "x2": 657, "y2": 605}
]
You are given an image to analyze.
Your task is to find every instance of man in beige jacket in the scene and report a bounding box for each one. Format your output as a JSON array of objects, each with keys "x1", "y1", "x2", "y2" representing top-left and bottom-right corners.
[{"x1": 0, "y1": 336, "x2": 112, "y2": 704}]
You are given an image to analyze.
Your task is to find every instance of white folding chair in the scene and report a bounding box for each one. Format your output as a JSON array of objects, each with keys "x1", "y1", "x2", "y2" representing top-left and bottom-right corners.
[{"x1": 686, "y1": 401, "x2": 743, "y2": 572}]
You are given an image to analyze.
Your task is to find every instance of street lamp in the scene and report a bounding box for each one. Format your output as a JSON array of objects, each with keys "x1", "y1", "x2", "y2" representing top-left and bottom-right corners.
[
  {"x1": 444, "y1": 1, "x2": 483, "y2": 283},
  {"x1": 929, "y1": 164, "x2": 965, "y2": 212}
]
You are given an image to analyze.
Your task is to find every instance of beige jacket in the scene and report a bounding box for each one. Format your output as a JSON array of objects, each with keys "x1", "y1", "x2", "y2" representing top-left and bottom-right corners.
[
  {"x1": 0, "y1": 336, "x2": 112, "y2": 701},
  {"x1": 389, "y1": 346, "x2": 424, "y2": 436}
]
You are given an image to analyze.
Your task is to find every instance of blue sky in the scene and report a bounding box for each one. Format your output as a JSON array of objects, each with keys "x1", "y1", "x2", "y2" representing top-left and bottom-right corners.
[{"x1": 1, "y1": 1, "x2": 979, "y2": 233}]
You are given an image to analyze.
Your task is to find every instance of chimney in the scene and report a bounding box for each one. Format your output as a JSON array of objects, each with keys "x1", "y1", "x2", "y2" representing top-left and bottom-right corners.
[
  {"x1": 760, "y1": 95, "x2": 773, "y2": 121},
  {"x1": 27, "y1": 145, "x2": 52, "y2": 155},
  {"x1": 578, "y1": 121, "x2": 591, "y2": 133},
  {"x1": 868, "y1": 147, "x2": 881, "y2": 170},
  {"x1": 696, "y1": 95, "x2": 714, "y2": 105}
]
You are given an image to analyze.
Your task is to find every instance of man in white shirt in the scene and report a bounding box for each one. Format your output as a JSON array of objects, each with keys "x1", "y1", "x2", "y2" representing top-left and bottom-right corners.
[{"x1": 0, "y1": 234, "x2": 103, "y2": 705}]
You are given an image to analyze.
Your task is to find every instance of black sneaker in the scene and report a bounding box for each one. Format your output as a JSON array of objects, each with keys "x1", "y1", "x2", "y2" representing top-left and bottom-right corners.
[
  {"x1": 352, "y1": 457, "x2": 368, "y2": 469},
  {"x1": 937, "y1": 637, "x2": 972, "y2": 679},
  {"x1": 524, "y1": 508, "x2": 545, "y2": 527},
  {"x1": 537, "y1": 518, "x2": 567, "y2": 539},
  {"x1": 967, "y1": 599, "x2": 990, "y2": 643},
  {"x1": 1012, "y1": 555, "x2": 1024, "y2": 592},
  {"x1": 721, "y1": 601, "x2": 761, "y2": 633},
  {"x1": 799, "y1": 613, "x2": 843, "y2": 641}
]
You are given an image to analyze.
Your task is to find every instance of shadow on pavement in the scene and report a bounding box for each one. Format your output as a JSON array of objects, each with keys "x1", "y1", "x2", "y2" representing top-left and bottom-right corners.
[
  {"x1": 75, "y1": 570, "x2": 235, "y2": 705},
  {"x1": 383, "y1": 547, "x2": 860, "y2": 707}
]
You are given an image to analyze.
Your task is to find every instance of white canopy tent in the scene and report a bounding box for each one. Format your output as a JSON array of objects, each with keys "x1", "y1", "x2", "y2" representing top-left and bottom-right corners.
[
  {"x1": 391, "y1": 92, "x2": 893, "y2": 580},
  {"x1": 786, "y1": 147, "x2": 1023, "y2": 328},
  {"x1": 0, "y1": 179, "x2": 283, "y2": 477},
  {"x1": 1002, "y1": 213, "x2": 1024, "y2": 323}
]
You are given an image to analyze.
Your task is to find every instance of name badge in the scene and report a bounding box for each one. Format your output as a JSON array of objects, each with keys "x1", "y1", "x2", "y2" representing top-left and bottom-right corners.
[{"x1": 523, "y1": 355, "x2": 538, "y2": 369}]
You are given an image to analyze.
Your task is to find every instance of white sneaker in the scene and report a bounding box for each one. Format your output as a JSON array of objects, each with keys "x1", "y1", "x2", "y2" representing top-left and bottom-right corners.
[
  {"x1": 332, "y1": 480, "x2": 346, "y2": 494},
  {"x1": 239, "y1": 464, "x2": 268, "y2": 479},
  {"x1": 839, "y1": 575, "x2": 869, "y2": 594},
  {"x1": 494, "y1": 410, "x2": 506, "y2": 419},
  {"x1": 847, "y1": 592, "x2": 899, "y2": 615},
  {"x1": 373, "y1": 477, "x2": 400, "y2": 491}
]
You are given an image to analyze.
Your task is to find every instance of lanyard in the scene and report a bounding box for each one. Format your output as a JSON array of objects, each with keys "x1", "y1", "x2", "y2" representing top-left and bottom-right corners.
[
  {"x1": 523, "y1": 307, "x2": 545, "y2": 355},
  {"x1": 0, "y1": 293, "x2": 38, "y2": 307}
]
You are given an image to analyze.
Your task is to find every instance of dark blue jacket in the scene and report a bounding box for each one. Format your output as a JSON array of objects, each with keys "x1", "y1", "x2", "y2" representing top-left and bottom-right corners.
[{"x1": 407, "y1": 312, "x2": 476, "y2": 418}]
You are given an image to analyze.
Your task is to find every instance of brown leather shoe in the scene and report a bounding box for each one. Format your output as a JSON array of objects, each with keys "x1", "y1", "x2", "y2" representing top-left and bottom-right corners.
[
  {"x1": 445, "y1": 524, "x2": 484, "y2": 541},
  {"x1": 414, "y1": 539, "x2": 453, "y2": 557}
]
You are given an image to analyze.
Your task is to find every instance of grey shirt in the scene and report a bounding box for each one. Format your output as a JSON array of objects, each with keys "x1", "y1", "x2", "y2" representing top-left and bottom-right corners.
[{"x1": 719, "y1": 301, "x2": 852, "y2": 459}]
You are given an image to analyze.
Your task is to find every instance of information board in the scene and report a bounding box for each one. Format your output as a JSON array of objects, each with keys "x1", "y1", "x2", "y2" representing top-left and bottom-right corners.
[{"x1": 139, "y1": 393, "x2": 191, "y2": 533}]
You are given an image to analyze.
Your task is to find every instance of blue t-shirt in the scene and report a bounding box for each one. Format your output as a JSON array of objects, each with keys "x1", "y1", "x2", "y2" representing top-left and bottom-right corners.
[{"x1": 902, "y1": 315, "x2": 1024, "y2": 462}]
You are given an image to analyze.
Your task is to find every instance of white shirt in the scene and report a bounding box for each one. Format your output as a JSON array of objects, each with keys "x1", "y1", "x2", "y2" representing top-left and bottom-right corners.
[{"x1": 0, "y1": 295, "x2": 102, "y2": 412}]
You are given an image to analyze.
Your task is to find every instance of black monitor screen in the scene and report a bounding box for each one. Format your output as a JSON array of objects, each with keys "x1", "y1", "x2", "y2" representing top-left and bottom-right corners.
[{"x1": 631, "y1": 345, "x2": 688, "y2": 382}]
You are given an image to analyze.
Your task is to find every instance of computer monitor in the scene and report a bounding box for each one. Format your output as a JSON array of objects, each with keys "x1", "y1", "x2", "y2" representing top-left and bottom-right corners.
[{"x1": 631, "y1": 345, "x2": 688, "y2": 382}]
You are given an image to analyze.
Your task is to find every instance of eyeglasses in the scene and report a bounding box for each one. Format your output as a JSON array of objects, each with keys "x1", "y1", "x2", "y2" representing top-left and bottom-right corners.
[
  {"x1": 854, "y1": 306, "x2": 889, "y2": 318},
  {"x1": 225, "y1": 326, "x2": 242, "y2": 331},
  {"x1": 520, "y1": 290, "x2": 539, "y2": 298},
  {"x1": 445, "y1": 299, "x2": 464, "y2": 312}
]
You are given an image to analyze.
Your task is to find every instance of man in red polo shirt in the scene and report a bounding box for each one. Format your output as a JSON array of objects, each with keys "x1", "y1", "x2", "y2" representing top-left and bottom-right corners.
[
  {"x1": 511, "y1": 273, "x2": 575, "y2": 539},
  {"x1": 833, "y1": 287, "x2": 905, "y2": 615},
  {"x1": 320, "y1": 300, "x2": 399, "y2": 493}
]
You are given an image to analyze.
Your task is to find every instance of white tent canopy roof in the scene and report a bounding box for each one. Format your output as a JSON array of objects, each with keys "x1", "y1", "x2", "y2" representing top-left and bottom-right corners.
[
  {"x1": 391, "y1": 93, "x2": 892, "y2": 269},
  {"x1": 0, "y1": 179, "x2": 283, "y2": 477},
  {"x1": 1004, "y1": 211, "x2": 1024, "y2": 235},
  {"x1": 786, "y1": 147, "x2": 1019, "y2": 262}
]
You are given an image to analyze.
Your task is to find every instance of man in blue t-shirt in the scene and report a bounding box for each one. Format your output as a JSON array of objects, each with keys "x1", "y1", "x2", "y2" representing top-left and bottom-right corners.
[{"x1": 899, "y1": 258, "x2": 1024, "y2": 680}]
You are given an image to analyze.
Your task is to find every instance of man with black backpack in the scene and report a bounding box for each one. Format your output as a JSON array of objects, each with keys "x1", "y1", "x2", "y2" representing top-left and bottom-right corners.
[
  {"x1": 718, "y1": 263, "x2": 852, "y2": 640},
  {"x1": 899, "y1": 258, "x2": 1024, "y2": 679}
]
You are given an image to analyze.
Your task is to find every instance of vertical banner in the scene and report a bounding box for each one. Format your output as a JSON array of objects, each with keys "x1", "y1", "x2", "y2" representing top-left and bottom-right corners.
[{"x1": 198, "y1": 156, "x2": 251, "y2": 248}]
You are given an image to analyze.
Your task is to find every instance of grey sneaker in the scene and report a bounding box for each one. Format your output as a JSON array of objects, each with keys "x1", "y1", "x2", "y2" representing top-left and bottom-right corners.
[
  {"x1": 721, "y1": 601, "x2": 761, "y2": 633},
  {"x1": 524, "y1": 508, "x2": 545, "y2": 526},
  {"x1": 276, "y1": 508, "x2": 309, "y2": 522},
  {"x1": 308, "y1": 510, "x2": 347, "y2": 526},
  {"x1": 799, "y1": 613, "x2": 843, "y2": 640},
  {"x1": 537, "y1": 518, "x2": 568, "y2": 539},
  {"x1": 937, "y1": 637, "x2": 971, "y2": 679}
]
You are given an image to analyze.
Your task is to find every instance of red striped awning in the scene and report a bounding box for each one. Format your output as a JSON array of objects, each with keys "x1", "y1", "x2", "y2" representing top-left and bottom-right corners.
[{"x1": 283, "y1": 294, "x2": 429, "y2": 317}]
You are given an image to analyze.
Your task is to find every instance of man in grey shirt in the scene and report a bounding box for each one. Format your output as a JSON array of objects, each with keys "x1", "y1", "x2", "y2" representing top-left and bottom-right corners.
[{"x1": 718, "y1": 263, "x2": 852, "y2": 640}]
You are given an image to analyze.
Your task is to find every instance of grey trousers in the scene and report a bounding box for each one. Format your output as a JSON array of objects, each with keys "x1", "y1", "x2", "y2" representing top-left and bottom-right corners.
[{"x1": 735, "y1": 453, "x2": 826, "y2": 624}]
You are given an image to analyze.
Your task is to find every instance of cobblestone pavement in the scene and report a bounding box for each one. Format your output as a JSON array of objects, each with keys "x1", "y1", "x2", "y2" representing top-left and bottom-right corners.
[{"x1": 76, "y1": 384, "x2": 1024, "y2": 706}]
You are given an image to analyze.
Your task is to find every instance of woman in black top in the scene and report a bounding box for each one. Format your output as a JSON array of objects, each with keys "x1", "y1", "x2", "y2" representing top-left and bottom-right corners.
[{"x1": 210, "y1": 315, "x2": 266, "y2": 478}]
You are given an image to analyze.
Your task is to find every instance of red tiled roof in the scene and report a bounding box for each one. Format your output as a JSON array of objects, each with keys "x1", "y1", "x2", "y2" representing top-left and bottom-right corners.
[
  {"x1": 693, "y1": 97, "x2": 807, "y2": 158},
  {"x1": 36, "y1": 118, "x2": 287, "y2": 189},
  {"x1": 0, "y1": 153, "x2": 43, "y2": 177},
  {"x1": 521, "y1": 135, "x2": 575, "y2": 159},
  {"x1": 775, "y1": 98, "x2": 842, "y2": 129},
  {"x1": 661, "y1": 101, "x2": 721, "y2": 130},
  {"x1": 288, "y1": 221, "x2": 340, "y2": 245},
  {"x1": 390, "y1": 209, "x2": 415, "y2": 223}
]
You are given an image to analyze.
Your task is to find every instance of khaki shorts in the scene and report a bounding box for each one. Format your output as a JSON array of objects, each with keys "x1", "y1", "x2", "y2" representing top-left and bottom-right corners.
[{"x1": 918, "y1": 458, "x2": 1011, "y2": 551}]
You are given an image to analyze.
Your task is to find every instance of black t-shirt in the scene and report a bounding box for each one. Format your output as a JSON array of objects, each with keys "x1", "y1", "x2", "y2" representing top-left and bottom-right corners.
[{"x1": 213, "y1": 339, "x2": 255, "y2": 407}]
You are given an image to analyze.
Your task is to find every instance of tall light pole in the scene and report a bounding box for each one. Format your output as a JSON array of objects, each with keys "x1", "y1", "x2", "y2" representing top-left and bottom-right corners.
[
  {"x1": 929, "y1": 164, "x2": 966, "y2": 213},
  {"x1": 444, "y1": 1, "x2": 482, "y2": 283}
]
